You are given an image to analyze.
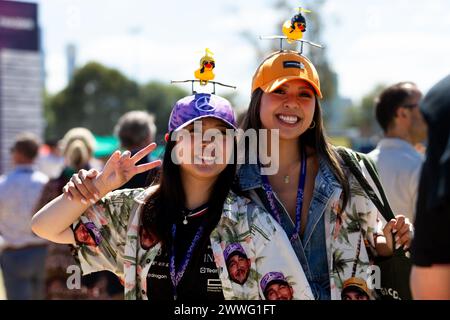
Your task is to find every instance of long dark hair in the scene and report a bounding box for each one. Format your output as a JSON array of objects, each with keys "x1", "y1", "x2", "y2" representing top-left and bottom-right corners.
[
  {"x1": 240, "y1": 88, "x2": 350, "y2": 212},
  {"x1": 141, "y1": 130, "x2": 238, "y2": 246}
]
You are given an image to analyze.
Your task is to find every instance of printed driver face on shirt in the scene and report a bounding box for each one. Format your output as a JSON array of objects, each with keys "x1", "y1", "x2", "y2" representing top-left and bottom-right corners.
[
  {"x1": 260, "y1": 272, "x2": 294, "y2": 300},
  {"x1": 224, "y1": 243, "x2": 251, "y2": 285},
  {"x1": 139, "y1": 226, "x2": 159, "y2": 250},
  {"x1": 74, "y1": 222, "x2": 101, "y2": 247},
  {"x1": 265, "y1": 281, "x2": 294, "y2": 300},
  {"x1": 341, "y1": 277, "x2": 370, "y2": 300}
]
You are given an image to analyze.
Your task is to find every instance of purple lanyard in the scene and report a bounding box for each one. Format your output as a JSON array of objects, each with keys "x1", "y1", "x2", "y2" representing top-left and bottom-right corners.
[
  {"x1": 261, "y1": 145, "x2": 307, "y2": 243},
  {"x1": 169, "y1": 223, "x2": 205, "y2": 300}
]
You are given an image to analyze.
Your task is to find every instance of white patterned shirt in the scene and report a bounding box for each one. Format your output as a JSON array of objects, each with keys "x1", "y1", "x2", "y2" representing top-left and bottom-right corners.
[{"x1": 71, "y1": 188, "x2": 314, "y2": 300}]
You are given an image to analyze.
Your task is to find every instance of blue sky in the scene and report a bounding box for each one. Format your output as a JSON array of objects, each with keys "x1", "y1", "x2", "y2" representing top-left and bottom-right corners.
[{"x1": 22, "y1": 0, "x2": 450, "y2": 106}]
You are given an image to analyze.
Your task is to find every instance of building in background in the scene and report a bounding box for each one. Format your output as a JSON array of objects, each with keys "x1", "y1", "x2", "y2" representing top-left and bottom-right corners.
[{"x1": 0, "y1": 0, "x2": 44, "y2": 174}]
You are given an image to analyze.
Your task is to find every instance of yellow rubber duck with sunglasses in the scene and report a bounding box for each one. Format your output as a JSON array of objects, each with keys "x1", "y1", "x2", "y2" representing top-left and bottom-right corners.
[{"x1": 194, "y1": 48, "x2": 215, "y2": 85}]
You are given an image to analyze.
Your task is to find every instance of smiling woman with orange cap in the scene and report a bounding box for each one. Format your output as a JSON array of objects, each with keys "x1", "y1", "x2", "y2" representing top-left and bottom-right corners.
[{"x1": 238, "y1": 50, "x2": 414, "y2": 300}]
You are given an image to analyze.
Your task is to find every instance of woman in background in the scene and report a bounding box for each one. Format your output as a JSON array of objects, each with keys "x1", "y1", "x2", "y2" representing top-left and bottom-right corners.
[{"x1": 35, "y1": 127, "x2": 114, "y2": 299}]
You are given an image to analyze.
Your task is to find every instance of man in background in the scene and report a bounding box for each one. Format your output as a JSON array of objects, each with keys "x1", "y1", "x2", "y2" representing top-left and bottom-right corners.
[
  {"x1": 0, "y1": 133, "x2": 49, "y2": 299},
  {"x1": 114, "y1": 110, "x2": 158, "y2": 188},
  {"x1": 369, "y1": 82, "x2": 428, "y2": 223}
]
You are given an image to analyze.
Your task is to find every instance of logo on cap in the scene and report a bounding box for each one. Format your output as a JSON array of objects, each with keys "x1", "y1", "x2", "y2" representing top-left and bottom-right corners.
[
  {"x1": 224, "y1": 242, "x2": 247, "y2": 263},
  {"x1": 283, "y1": 61, "x2": 304, "y2": 69},
  {"x1": 260, "y1": 271, "x2": 288, "y2": 293},
  {"x1": 195, "y1": 95, "x2": 216, "y2": 112}
]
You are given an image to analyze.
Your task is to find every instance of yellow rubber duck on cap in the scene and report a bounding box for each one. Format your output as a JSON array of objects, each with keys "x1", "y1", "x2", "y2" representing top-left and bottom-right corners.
[
  {"x1": 194, "y1": 48, "x2": 215, "y2": 85},
  {"x1": 282, "y1": 7, "x2": 311, "y2": 43}
]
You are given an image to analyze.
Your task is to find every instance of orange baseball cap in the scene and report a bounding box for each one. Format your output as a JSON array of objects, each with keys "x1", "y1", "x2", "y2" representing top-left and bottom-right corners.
[
  {"x1": 342, "y1": 277, "x2": 371, "y2": 297},
  {"x1": 252, "y1": 51, "x2": 322, "y2": 98}
]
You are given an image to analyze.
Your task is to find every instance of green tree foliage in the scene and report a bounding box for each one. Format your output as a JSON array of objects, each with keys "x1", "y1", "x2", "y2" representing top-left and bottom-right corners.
[
  {"x1": 302, "y1": 0, "x2": 338, "y2": 104},
  {"x1": 43, "y1": 90, "x2": 57, "y2": 141},
  {"x1": 346, "y1": 84, "x2": 386, "y2": 137},
  {"x1": 138, "y1": 82, "x2": 188, "y2": 141},
  {"x1": 45, "y1": 62, "x2": 189, "y2": 141},
  {"x1": 277, "y1": 0, "x2": 338, "y2": 124},
  {"x1": 46, "y1": 62, "x2": 140, "y2": 138}
]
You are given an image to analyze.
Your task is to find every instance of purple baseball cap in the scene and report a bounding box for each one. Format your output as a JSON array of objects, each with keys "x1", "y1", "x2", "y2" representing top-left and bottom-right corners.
[
  {"x1": 223, "y1": 242, "x2": 247, "y2": 262},
  {"x1": 84, "y1": 222, "x2": 103, "y2": 246},
  {"x1": 168, "y1": 93, "x2": 237, "y2": 132},
  {"x1": 260, "y1": 272, "x2": 288, "y2": 293}
]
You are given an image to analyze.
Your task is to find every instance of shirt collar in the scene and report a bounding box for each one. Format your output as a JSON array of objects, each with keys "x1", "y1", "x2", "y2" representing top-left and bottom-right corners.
[
  {"x1": 237, "y1": 163, "x2": 263, "y2": 191},
  {"x1": 377, "y1": 138, "x2": 418, "y2": 153},
  {"x1": 13, "y1": 164, "x2": 35, "y2": 172},
  {"x1": 132, "y1": 186, "x2": 244, "y2": 224}
]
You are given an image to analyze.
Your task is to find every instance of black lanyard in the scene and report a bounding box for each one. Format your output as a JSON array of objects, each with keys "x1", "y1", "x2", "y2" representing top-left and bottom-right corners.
[{"x1": 169, "y1": 209, "x2": 208, "y2": 300}]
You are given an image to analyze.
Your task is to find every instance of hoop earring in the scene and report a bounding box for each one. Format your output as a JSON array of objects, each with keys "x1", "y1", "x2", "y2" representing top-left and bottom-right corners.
[{"x1": 309, "y1": 120, "x2": 316, "y2": 129}]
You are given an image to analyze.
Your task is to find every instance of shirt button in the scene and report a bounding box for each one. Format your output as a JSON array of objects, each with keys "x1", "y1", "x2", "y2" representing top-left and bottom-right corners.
[
  {"x1": 146, "y1": 259, "x2": 151, "y2": 264},
  {"x1": 142, "y1": 290, "x2": 146, "y2": 294}
]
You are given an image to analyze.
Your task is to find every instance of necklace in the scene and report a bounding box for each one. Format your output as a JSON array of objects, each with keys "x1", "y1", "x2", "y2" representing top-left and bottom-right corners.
[
  {"x1": 182, "y1": 206, "x2": 208, "y2": 225},
  {"x1": 261, "y1": 145, "x2": 307, "y2": 243},
  {"x1": 282, "y1": 160, "x2": 302, "y2": 184}
]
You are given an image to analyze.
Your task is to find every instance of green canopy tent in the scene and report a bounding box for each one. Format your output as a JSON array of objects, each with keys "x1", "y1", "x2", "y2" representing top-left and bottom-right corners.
[
  {"x1": 93, "y1": 135, "x2": 165, "y2": 160},
  {"x1": 93, "y1": 135, "x2": 119, "y2": 159}
]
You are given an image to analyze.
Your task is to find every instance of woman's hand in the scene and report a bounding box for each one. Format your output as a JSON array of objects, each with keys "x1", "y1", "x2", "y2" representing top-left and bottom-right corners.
[
  {"x1": 63, "y1": 143, "x2": 162, "y2": 204},
  {"x1": 379, "y1": 215, "x2": 414, "y2": 255},
  {"x1": 63, "y1": 169, "x2": 100, "y2": 204}
]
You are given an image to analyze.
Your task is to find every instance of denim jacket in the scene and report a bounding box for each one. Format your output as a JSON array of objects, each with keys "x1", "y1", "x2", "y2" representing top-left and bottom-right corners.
[{"x1": 237, "y1": 152, "x2": 384, "y2": 300}]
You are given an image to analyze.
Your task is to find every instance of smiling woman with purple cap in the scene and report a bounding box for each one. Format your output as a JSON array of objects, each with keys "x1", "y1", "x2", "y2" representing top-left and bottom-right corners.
[{"x1": 31, "y1": 92, "x2": 314, "y2": 300}]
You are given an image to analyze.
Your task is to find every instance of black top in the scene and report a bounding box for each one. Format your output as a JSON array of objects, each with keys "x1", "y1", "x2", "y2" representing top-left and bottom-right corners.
[
  {"x1": 411, "y1": 74, "x2": 450, "y2": 266},
  {"x1": 146, "y1": 205, "x2": 224, "y2": 301}
]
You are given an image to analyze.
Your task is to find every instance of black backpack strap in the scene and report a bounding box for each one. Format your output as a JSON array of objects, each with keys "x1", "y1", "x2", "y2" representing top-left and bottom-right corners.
[
  {"x1": 354, "y1": 152, "x2": 396, "y2": 221},
  {"x1": 336, "y1": 147, "x2": 408, "y2": 257},
  {"x1": 336, "y1": 147, "x2": 395, "y2": 222}
]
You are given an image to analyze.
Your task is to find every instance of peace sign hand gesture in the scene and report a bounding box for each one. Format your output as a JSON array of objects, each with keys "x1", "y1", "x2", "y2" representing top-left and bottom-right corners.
[{"x1": 63, "y1": 143, "x2": 162, "y2": 204}]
